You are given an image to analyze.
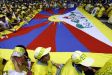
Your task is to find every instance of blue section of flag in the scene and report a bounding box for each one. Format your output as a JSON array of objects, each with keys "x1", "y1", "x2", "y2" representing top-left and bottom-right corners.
[
  {"x1": 39, "y1": 10, "x2": 52, "y2": 16},
  {"x1": 65, "y1": 8, "x2": 76, "y2": 14},
  {"x1": 52, "y1": 8, "x2": 59, "y2": 14},
  {"x1": 56, "y1": 22, "x2": 89, "y2": 52},
  {"x1": 0, "y1": 22, "x2": 51, "y2": 49},
  {"x1": 23, "y1": 19, "x2": 47, "y2": 28}
]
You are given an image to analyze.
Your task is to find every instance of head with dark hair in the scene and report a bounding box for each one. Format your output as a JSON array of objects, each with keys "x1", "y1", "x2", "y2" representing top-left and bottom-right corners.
[
  {"x1": 15, "y1": 45, "x2": 26, "y2": 50},
  {"x1": 6, "y1": 13, "x2": 12, "y2": 19},
  {"x1": 38, "y1": 53, "x2": 50, "y2": 63}
]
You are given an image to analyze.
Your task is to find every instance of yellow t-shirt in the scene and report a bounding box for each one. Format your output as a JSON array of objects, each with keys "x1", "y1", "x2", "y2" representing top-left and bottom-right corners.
[
  {"x1": 95, "y1": 58, "x2": 112, "y2": 75},
  {"x1": 108, "y1": 10, "x2": 112, "y2": 17},
  {"x1": 4, "y1": 60, "x2": 15, "y2": 72},
  {"x1": 97, "y1": 6, "x2": 105, "y2": 18},
  {"x1": 6, "y1": 17, "x2": 15, "y2": 24},
  {"x1": 96, "y1": 7, "x2": 100, "y2": 16},
  {"x1": 60, "y1": 59, "x2": 82, "y2": 75},
  {"x1": 33, "y1": 10, "x2": 38, "y2": 15},
  {"x1": 0, "y1": 57, "x2": 4, "y2": 75},
  {"x1": 26, "y1": 17, "x2": 31, "y2": 22},
  {"x1": 106, "y1": 6, "x2": 112, "y2": 14},
  {"x1": 106, "y1": 6, "x2": 112, "y2": 17},
  {"x1": 79, "y1": 4, "x2": 86, "y2": 8},
  {"x1": 31, "y1": 60, "x2": 57, "y2": 75}
]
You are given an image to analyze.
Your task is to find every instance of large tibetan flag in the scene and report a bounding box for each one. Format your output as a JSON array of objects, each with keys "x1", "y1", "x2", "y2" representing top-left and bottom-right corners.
[{"x1": 0, "y1": 7, "x2": 112, "y2": 53}]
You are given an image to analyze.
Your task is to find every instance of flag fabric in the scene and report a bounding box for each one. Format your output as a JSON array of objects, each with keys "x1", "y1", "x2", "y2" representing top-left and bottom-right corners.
[{"x1": 0, "y1": 8, "x2": 112, "y2": 53}]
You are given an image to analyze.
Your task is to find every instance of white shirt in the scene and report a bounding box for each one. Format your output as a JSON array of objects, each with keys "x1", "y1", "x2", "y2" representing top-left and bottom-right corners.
[
  {"x1": 0, "y1": 20, "x2": 9, "y2": 29},
  {"x1": 8, "y1": 70, "x2": 27, "y2": 75}
]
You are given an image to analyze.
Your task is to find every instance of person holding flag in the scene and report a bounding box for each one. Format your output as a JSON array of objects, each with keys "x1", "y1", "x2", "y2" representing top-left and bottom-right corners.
[{"x1": 32, "y1": 47, "x2": 61, "y2": 75}]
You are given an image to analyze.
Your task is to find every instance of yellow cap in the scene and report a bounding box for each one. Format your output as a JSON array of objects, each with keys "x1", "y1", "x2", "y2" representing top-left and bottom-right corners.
[
  {"x1": 0, "y1": 14, "x2": 4, "y2": 18},
  {"x1": 34, "y1": 47, "x2": 51, "y2": 59},
  {"x1": 72, "y1": 50, "x2": 94, "y2": 66},
  {"x1": 12, "y1": 47, "x2": 25, "y2": 57}
]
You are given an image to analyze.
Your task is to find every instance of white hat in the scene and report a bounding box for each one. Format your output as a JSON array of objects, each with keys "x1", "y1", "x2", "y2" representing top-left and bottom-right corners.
[
  {"x1": 12, "y1": 52, "x2": 24, "y2": 57},
  {"x1": 109, "y1": 3, "x2": 112, "y2": 6},
  {"x1": 22, "y1": 6, "x2": 27, "y2": 10},
  {"x1": 72, "y1": 50, "x2": 94, "y2": 67},
  {"x1": 17, "y1": 9, "x2": 20, "y2": 12},
  {"x1": 12, "y1": 47, "x2": 25, "y2": 57},
  {"x1": 34, "y1": 47, "x2": 51, "y2": 59}
]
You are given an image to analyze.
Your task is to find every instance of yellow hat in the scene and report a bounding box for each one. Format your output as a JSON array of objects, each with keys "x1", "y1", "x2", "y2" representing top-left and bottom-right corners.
[
  {"x1": 34, "y1": 47, "x2": 51, "y2": 59},
  {"x1": 29, "y1": 6, "x2": 32, "y2": 8},
  {"x1": 12, "y1": 47, "x2": 25, "y2": 57},
  {"x1": 109, "y1": 3, "x2": 112, "y2": 6},
  {"x1": 17, "y1": 9, "x2": 20, "y2": 12},
  {"x1": 19, "y1": 6, "x2": 21, "y2": 9},
  {"x1": 21, "y1": 11, "x2": 25, "y2": 14},
  {"x1": 0, "y1": 14, "x2": 4, "y2": 18},
  {"x1": 72, "y1": 50, "x2": 94, "y2": 67},
  {"x1": 22, "y1": 6, "x2": 27, "y2": 10}
]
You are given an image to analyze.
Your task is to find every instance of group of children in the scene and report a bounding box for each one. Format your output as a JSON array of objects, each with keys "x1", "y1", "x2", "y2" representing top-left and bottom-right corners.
[{"x1": 0, "y1": 45, "x2": 112, "y2": 75}]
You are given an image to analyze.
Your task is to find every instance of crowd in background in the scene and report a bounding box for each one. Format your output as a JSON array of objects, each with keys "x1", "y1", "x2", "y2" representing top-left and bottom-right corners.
[
  {"x1": 0, "y1": 1, "x2": 112, "y2": 75},
  {"x1": 0, "y1": 0, "x2": 77, "y2": 39},
  {"x1": 80, "y1": 2, "x2": 112, "y2": 24},
  {"x1": 0, "y1": 0, "x2": 112, "y2": 38},
  {"x1": 0, "y1": 1, "x2": 41, "y2": 39}
]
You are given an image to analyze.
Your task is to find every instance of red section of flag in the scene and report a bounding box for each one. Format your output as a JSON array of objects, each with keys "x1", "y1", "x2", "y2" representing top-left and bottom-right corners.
[
  {"x1": 33, "y1": 14, "x2": 49, "y2": 19},
  {"x1": 27, "y1": 22, "x2": 57, "y2": 52},
  {"x1": 63, "y1": 22, "x2": 112, "y2": 53},
  {"x1": 45, "y1": 8, "x2": 54, "y2": 14},
  {"x1": 0, "y1": 21, "x2": 49, "y2": 41},
  {"x1": 58, "y1": 9, "x2": 67, "y2": 14}
]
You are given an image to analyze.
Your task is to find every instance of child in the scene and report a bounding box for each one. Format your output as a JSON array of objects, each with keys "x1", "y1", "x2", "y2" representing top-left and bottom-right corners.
[
  {"x1": 32, "y1": 47, "x2": 58, "y2": 75},
  {"x1": 60, "y1": 50, "x2": 96, "y2": 75},
  {"x1": 5, "y1": 45, "x2": 32, "y2": 75}
]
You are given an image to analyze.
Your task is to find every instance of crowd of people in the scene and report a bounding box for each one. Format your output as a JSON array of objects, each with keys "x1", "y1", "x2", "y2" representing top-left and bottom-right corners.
[
  {"x1": 80, "y1": 2, "x2": 112, "y2": 24},
  {"x1": 0, "y1": 45, "x2": 112, "y2": 75},
  {"x1": 0, "y1": 0, "x2": 112, "y2": 39},
  {"x1": 0, "y1": 0, "x2": 78, "y2": 39},
  {"x1": 0, "y1": 1, "x2": 41, "y2": 39},
  {"x1": 0, "y1": 1, "x2": 112, "y2": 74}
]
